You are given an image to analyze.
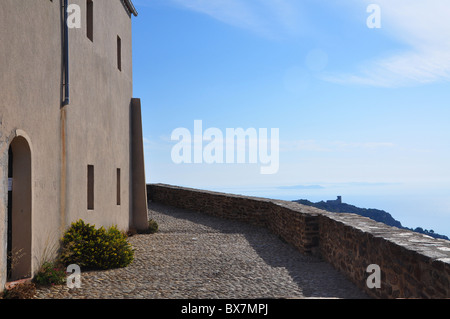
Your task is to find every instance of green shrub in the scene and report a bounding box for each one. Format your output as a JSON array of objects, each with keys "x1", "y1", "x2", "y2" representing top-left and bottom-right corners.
[
  {"x1": 137, "y1": 219, "x2": 159, "y2": 234},
  {"x1": 60, "y1": 220, "x2": 134, "y2": 270},
  {"x1": 145, "y1": 219, "x2": 159, "y2": 234},
  {"x1": 33, "y1": 261, "x2": 66, "y2": 286}
]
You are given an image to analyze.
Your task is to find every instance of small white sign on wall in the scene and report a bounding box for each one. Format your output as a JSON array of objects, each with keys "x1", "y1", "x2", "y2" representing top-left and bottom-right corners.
[{"x1": 8, "y1": 178, "x2": 13, "y2": 191}]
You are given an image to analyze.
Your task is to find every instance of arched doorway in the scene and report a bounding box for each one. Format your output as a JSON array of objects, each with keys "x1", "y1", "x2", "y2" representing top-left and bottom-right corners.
[{"x1": 7, "y1": 136, "x2": 32, "y2": 281}]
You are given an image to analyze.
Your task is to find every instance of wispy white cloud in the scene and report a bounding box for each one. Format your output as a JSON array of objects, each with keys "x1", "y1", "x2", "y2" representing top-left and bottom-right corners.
[
  {"x1": 280, "y1": 139, "x2": 331, "y2": 152},
  {"x1": 167, "y1": 0, "x2": 308, "y2": 38},
  {"x1": 280, "y1": 139, "x2": 395, "y2": 152},
  {"x1": 324, "y1": 47, "x2": 450, "y2": 88},
  {"x1": 332, "y1": 141, "x2": 395, "y2": 150},
  {"x1": 151, "y1": 0, "x2": 450, "y2": 87},
  {"x1": 324, "y1": 0, "x2": 450, "y2": 87}
]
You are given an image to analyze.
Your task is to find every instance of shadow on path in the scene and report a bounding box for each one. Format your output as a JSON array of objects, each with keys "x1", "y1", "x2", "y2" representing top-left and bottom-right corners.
[{"x1": 148, "y1": 202, "x2": 370, "y2": 299}]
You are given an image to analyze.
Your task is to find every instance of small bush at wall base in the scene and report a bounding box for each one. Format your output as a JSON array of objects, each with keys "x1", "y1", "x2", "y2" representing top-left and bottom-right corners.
[
  {"x1": 147, "y1": 219, "x2": 159, "y2": 234},
  {"x1": 59, "y1": 220, "x2": 134, "y2": 270},
  {"x1": 139, "y1": 219, "x2": 159, "y2": 234},
  {"x1": 33, "y1": 261, "x2": 67, "y2": 286}
]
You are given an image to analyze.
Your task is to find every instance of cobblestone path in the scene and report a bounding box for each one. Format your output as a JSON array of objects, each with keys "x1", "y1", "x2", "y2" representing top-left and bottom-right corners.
[{"x1": 34, "y1": 202, "x2": 369, "y2": 299}]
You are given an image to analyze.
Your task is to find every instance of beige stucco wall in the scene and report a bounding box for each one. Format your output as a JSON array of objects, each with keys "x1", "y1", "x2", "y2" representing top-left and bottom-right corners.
[
  {"x1": 64, "y1": 0, "x2": 133, "y2": 230},
  {"x1": 0, "y1": 0, "x2": 138, "y2": 289},
  {"x1": 0, "y1": 0, "x2": 63, "y2": 288}
]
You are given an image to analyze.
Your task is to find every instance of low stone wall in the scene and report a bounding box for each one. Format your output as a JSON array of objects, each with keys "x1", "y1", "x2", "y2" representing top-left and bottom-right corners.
[
  {"x1": 147, "y1": 184, "x2": 450, "y2": 299},
  {"x1": 147, "y1": 184, "x2": 320, "y2": 254},
  {"x1": 319, "y1": 213, "x2": 450, "y2": 298}
]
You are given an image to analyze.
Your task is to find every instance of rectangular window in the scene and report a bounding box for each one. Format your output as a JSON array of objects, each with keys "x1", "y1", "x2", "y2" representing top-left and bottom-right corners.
[
  {"x1": 87, "y1": 165, "x2": 94, "y2": 210},
  {"x1": 116, "y1": 168, "x2": 121, "y2": 205},
  {"x1": 117, "y1": 36, "x2": 122, "y2": 71},
  {"x1": 87, "y1": 0, "x2": 93, "y2": 42}
]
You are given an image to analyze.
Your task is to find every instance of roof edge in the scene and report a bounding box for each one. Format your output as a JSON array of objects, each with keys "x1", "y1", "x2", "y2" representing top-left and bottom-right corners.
[{"x1": 124, "y1": 0, "x2": 138, "y2": 17}]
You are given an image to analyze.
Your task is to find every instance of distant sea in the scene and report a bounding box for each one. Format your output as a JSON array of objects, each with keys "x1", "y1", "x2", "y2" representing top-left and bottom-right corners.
[{"x1": 209, "y1": 183, "x2": 450, "y2": 239}]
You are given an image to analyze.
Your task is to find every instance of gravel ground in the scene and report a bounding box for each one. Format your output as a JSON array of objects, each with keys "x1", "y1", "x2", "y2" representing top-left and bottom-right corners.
[{"x1": 33, "y1": 202, "x2": 369, "y2": 299}]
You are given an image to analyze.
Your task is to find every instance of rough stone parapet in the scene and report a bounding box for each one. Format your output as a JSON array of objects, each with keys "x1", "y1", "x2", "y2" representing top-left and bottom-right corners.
[
  {"x1": 147, "y1": 183, "x2": 450, "y2": 299},
  {"x1": 319, "y1": 212, "x2": 450, "y2": 298},
  {"x1": 147, "y1": 184, "x2": 320, "y2": 254}
]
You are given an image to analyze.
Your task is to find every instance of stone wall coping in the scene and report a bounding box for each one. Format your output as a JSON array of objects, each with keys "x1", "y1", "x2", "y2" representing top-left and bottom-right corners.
[
  {"x1": 151, "y1": 183, "x2": 275, "y2": 203},
  {"x1": 306, "y1": 205, "x2": 450, "y2": 265},
  {"x1": 151, "y1": 183, "x2": 322, "y2": 216}
]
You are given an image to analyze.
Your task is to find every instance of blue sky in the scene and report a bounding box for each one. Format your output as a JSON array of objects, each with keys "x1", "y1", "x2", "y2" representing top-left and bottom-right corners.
[{"x1": 131, "y1": 0, "x2": 450, "y2": 234}]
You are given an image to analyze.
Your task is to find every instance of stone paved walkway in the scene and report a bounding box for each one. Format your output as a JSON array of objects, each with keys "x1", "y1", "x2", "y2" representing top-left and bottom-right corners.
[{"x1": 34, "y1": 202, "x2": 369, "y2": 299}]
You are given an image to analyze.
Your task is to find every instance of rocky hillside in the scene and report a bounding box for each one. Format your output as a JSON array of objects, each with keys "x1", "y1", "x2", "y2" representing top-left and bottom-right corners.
[{"x1": 294, "y1": 198, "x2": 449, "y2": 241}]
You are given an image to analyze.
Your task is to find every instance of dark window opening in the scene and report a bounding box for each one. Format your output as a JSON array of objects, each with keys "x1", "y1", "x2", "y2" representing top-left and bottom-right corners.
[
  {"x1": 117, "y1": 168, "x2": 121, "y2": 205},
  {"x1": 117, "y1": 36, "x2": 122, "y2": 71},
  {"x1": 87, "y1": 165, "x2": 94, "y2": 210},
  {"x1": 87, "y1": 0, "x2": 93, "y2": 41}
]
